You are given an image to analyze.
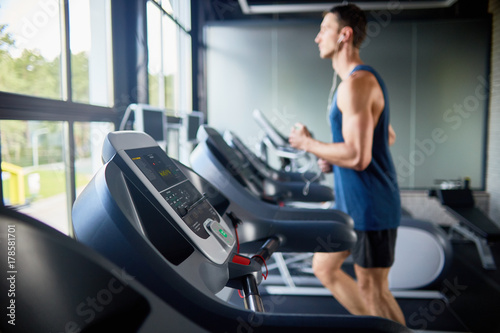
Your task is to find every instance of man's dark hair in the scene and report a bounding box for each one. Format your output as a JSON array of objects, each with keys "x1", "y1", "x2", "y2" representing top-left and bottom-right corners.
[{"x1": 329, "y1": 4, "x2": 367, "y2": 48}]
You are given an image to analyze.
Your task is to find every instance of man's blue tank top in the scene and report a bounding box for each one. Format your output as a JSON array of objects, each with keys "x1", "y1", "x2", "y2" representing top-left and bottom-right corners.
[{"x1": 330, "y1": 65, "x2": 401, "y2": 231}]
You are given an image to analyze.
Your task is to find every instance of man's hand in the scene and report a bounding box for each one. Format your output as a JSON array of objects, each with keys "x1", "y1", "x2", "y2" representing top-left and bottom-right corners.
[
  {"x1": 318, "y1": 158, "x2": 333, "y2": 173},
  {"x1": 289, "y1": 123, "x2": 312, "y2": 151}
]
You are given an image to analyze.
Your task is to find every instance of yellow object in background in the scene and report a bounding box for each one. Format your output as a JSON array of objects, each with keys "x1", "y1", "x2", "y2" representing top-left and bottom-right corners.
[{"x1": 1, "y1": 162, "x2": 25, "y2": 205}]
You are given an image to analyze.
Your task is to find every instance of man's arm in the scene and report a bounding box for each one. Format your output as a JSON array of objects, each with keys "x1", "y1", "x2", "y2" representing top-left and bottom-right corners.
[
  {"x1": 388, "y1": 124, "x2": 396, "y2": 146},
  {"x1": 289, "y1": 73, "x2": 378, "y2": 171}
]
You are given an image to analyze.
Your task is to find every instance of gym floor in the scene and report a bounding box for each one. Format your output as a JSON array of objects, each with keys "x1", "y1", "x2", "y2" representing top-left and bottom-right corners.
[{"x1": 229, "y1": 234, "x2": 500, "y2": 332}]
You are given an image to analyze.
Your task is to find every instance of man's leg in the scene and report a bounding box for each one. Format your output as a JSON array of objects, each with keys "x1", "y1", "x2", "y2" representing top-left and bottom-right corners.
[
  {"x1": 312, "y1": 251, "x2": 369, "y2": 315},
  {"x1": 354, "y1": 264, "x2": 406, "y2": 325}
]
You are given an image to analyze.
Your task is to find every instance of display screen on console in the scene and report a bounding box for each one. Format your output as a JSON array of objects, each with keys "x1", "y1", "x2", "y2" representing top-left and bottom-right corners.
[
  {"x1": 125, "y1": 147, "x2": 220, "y2": 239},
  {"x1": 128, "y1": 150, "x2": 185, "y2": 191}
]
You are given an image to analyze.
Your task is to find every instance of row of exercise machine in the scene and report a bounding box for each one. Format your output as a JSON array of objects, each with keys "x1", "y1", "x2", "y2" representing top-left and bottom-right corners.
[{"x1": 2, "y1": 109, "x2": 499, "y2": 332}]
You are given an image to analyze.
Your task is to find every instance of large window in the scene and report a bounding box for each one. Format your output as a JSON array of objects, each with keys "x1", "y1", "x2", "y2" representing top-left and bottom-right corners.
[
  {"x1": 147, "y1": 0, "x2": 192, "y2": 112},
  {"x1": 0, "y1": 0, "x2": 194, "y2": 235},
  {"x1": 0, "y1": 0, "x2": 114, "y2": 235}
]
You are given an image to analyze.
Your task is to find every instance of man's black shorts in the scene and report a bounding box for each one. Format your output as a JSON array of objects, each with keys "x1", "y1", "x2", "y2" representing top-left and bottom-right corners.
[{"x1": 351, "y1": 228, "x2": 398, "y2": 268}]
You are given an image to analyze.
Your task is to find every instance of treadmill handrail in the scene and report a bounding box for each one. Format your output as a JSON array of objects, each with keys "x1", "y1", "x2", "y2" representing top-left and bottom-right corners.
[{"x1": 252, "y1": 109, "x2": 289, "y2": 147}]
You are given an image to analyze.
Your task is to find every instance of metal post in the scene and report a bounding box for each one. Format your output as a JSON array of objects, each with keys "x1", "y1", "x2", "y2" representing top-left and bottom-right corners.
[{"x1": 242, "y1": 274, "x2": 265, "y2": 312}]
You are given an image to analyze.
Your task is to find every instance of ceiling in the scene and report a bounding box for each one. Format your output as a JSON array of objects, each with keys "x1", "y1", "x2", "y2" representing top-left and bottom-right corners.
[
  {"x1": 239, "y1": 0, "x2": 458, "y2": 13},
  {"x1": 205, "y1": 0, "x2": 490, "y2": 22}
]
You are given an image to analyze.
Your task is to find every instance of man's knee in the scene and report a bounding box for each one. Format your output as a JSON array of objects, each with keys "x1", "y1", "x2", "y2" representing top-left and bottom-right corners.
[
  {"x1": 312, "y1": 252, "x2": 349, "y2": 282},
  {"x1": 312, "y1": 259, "x2": 333, "y2": 280}
]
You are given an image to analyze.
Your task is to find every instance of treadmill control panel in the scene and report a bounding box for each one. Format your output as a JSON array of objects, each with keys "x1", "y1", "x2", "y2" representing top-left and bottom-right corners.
[
  {"x1": 125, "y1": 147, "x2": 222, "y2": 240},
  {"x1": 204, "y1": 218, "x2": 235, "y2": 248}
]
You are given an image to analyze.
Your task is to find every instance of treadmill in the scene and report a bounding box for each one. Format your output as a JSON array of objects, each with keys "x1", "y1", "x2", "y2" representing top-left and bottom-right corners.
[
  {"x1": 252, "y1": 108, "x2": 314, "y2": 173},
  {"x1": 199, "y1": 126, "x2": 334, "y2": 205},
  {"x1": 71, "y1": 131, "x2": 410, "y2": 332},
  {"x1": 0, "y1": 207, "x2": 208, "y2": 332},
  {"x1": 191, "y1": 125, "x2": 453, "y2": 292},
  {"x1": 224, "y1": 129, "x2": 323, "y2": 185}
]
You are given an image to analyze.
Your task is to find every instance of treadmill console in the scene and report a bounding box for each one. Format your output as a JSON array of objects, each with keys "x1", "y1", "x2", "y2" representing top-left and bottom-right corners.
[
  {"x1": 109, "y1": 135, "x2": 235, "y2": 265},
  {"x1": 127, "y1": 148, "x2": 216, "y2": 239}
]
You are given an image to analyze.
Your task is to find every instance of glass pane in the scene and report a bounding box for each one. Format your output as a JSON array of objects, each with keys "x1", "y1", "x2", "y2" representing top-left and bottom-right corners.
[
  {"x1": 161, "y1": 0, "x2": 174, "y2": 15},
  {"x1": 179, "y1": 30, "x2": 192, "y2": 111},
  {"x1": 69, "y1": 0, "x2": 90, "y2": 104},
  {"x1": 147, "y1": 1, "x2": 162, "y2": 107},
  {"x1": 0, "y1": 0, "x2": 62, "y2": 99},
  {"x1": 163, "y1": 16, "x2": 178, "y2": 110},
  {"x1": 69, "y1": 0, "x2": 112, "y2": 106},
  {"x1": 1, "y1": 120, "x2": 69, "y2": 234},
  {"x1": 74, "y1": 121, "x2": 114, "y2": 194},
  {"x1": 147, "y1": 1, "x2": 191, "y2": 110},
  {"x1": 170, "y1": 0, "x2": 190, "y2": 31}
]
